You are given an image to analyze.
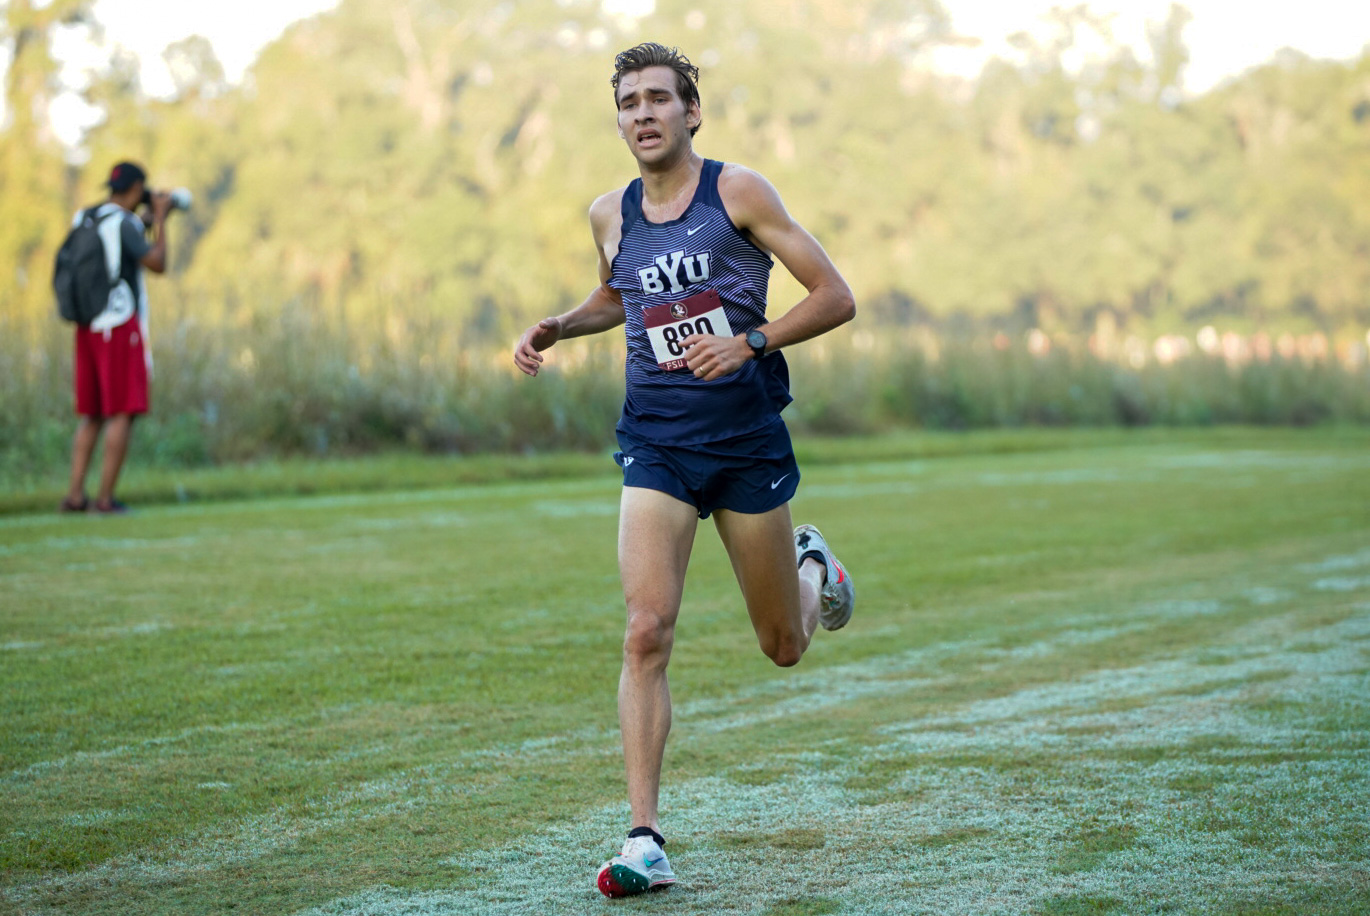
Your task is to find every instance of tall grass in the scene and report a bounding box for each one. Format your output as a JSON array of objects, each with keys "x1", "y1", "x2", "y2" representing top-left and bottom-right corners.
[
  {"x1": 795, "y1": 332, "x2": 1370, "y2": 433},
  {"x1": 3, "y1": 302, "x2": 1368, "y2": 487}
]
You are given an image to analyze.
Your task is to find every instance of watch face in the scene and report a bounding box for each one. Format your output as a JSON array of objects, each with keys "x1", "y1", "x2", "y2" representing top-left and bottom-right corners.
[{"x1": 747, "y1": 330, "x2": 766, "y2": 349}]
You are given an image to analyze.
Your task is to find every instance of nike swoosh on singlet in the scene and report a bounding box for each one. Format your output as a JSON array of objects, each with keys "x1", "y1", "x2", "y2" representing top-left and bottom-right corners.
[
  {"x1": 770, "y1": 474, "x2": 790, "y2": 489},
  {"x1": 686, "y1": 225, "x2": 703, "y2": 235}
]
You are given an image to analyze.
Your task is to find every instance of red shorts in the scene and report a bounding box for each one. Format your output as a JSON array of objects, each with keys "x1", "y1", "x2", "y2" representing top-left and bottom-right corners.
[{"x1": 74, "y1": 321, "x2": 149, "y2": 418}]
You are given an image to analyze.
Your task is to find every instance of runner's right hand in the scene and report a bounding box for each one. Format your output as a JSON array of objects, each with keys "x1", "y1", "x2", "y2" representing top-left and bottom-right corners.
[{"x1": 514, "y1": 317, "x2": 563, "y2": 377}]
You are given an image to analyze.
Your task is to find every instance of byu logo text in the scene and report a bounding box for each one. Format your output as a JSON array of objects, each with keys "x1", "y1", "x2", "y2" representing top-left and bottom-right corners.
[{"x1": 638, "y1": 250, "x2": 711, "y2": 295}]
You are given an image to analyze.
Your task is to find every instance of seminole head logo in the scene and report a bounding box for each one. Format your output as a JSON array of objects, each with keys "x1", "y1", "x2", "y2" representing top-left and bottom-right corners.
[{"x1": 670, "y1": 302, "x2": 688, "y2": 320}]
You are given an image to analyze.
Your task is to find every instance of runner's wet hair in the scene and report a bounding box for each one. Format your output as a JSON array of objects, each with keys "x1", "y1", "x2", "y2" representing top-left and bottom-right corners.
[{"x1": 611, "y1": 42, "x2": 702, "y2": 137}]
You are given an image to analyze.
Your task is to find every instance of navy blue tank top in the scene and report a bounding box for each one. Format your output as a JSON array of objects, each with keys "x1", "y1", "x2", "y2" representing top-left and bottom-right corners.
[{"x1": 610, "y1": 159, "x2": 792, "y2": 445}]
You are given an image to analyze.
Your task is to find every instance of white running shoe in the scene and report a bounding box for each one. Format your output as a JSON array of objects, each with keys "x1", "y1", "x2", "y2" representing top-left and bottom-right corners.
[
  {"x1": 596, "y1": 833, "x2": 676, "y2": 897},
  {"x1": 794, "y1": 524, "x2": 855, "y2": 630}
]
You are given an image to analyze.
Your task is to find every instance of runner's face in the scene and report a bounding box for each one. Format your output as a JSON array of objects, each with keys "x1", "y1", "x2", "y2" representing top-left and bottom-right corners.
[{"x1": 616, "y1": 66, "x2": 699, "y2": 163}]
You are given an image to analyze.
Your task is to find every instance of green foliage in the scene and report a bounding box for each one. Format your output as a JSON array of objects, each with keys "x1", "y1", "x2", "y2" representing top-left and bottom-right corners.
[
  {"x1": 2, "y1": 1, "x2": 1369, "y2": 471},
  {"x1": 7, "y1": 0, "x2": 1370, "y2": 334},
  {"x1": 0, "y1": 0, "x2": 94, "y2": 322}
]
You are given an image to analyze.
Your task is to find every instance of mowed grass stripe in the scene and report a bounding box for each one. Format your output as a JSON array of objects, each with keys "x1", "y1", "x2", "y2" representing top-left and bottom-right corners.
[
  {"x1": 305, "y1": 595, "x2": 1369, "y2": 915},
  {"x1": 296, "y1": 579, "x2": 1368, "y2": 915},
  {"x1": 2, "y1": 430, "x2": 1368, "y2": 914}
]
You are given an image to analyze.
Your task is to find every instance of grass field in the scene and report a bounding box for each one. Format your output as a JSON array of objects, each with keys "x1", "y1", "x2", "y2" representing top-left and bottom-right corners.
[{"x1": 2, "y1": 429, "x2": 1368, "y2": 915}]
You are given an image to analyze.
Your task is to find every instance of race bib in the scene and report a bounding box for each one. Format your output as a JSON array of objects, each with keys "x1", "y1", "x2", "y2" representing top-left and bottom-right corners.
[{"x1": 642, "y1": 288, "x2": 734, "y2": 371}]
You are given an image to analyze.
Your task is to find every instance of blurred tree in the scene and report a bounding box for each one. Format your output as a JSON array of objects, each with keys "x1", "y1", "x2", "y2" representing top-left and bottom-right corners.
[
  {"x1": 2, "y1": 0, "x2": 1368, "y2": 342},
  {"x1": 0, "y1": 0, "x2": 94, "y2": 322}
]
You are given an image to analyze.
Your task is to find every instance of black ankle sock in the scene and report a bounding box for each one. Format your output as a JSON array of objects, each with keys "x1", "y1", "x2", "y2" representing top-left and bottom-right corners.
[
  {"x1": 800, "y1": 552, "x2": 828, "y2": 583},
  {"x1": 627, "y1": 826, "x2": 665, "y2": 847}
]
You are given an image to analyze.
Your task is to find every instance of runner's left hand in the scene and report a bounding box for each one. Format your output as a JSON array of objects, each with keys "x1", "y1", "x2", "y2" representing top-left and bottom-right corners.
[{"x1": 681, "y1": 333, "x2": 750, "y2": 381}]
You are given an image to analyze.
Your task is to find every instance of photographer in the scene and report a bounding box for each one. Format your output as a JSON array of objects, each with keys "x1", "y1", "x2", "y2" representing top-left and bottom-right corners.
[{"x1": 60, "y1": 161, "x2": 177, "y2": 514}]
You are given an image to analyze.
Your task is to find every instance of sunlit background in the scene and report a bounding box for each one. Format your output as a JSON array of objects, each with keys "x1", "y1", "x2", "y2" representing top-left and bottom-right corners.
[
  {"x1": 26, "y1": 0, "x2": 1370, "y2": 141},
  {"x1": 2, "y1": 0, "x2": 1368, "y2": 480}
]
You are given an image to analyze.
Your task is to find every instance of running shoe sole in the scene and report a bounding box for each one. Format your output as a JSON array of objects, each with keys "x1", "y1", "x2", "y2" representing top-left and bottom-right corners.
[{"x1": 597, "y1": 862, "x2": 674, "y2": 897}]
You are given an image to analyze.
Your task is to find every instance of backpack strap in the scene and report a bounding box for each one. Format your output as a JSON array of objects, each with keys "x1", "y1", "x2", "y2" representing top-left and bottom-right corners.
[
  {"x1": 87, "y1": 204, "x2": 123, "y2": 284},
  {"x1": 88, "y1": 203, "x2": 118, "y2": 224}
]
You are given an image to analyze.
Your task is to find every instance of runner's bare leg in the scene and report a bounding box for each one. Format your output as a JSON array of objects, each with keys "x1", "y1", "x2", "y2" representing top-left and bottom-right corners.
[
  {"x1": 714, "y1": 504, "x2": 824, "y2": 666},
  {"x1": 617, "y1": 486, "x2": 699, "y2": 834}
]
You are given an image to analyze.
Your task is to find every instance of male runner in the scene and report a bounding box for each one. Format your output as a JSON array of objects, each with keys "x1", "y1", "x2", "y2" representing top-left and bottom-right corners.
[{"x1": 513, "y1": 42, "x2": 855, "y2": 898}]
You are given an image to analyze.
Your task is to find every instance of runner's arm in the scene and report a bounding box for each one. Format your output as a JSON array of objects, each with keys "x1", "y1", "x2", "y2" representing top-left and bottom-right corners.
[
  {"x1": 683, "y1": 167, "x2": 854, "y2": 381},
  {"x1": 724, "y1": 167, "x2": 854, "y2": 350},
  {"x1": 513, "y1": 194, "x2": 627, "y2": 377}
]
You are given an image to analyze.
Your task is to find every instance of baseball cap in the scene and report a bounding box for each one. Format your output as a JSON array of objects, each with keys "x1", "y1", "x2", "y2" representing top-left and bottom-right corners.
[{"x1": 106, "y1": 161, "x2": 147, "y2": 192}]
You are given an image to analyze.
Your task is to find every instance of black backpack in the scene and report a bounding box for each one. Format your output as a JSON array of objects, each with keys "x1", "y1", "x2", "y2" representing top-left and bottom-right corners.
[{"x1": 53, "y1": 206, "x2": 115, "y2": 325}]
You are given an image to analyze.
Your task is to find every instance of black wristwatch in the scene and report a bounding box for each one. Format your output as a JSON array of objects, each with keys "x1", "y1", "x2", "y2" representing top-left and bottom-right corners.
[{"x1": 745, "y1": 328, "x2": 768, "y2": 360}]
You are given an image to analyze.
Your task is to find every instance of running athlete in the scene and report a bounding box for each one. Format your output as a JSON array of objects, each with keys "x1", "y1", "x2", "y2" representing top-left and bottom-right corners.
[{"x1": 512, "y1": 42, "x2": 856, "y2": 898}]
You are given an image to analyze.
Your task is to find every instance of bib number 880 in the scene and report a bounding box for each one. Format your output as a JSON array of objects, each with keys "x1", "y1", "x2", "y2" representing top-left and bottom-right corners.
[
  {"x1": 643, "y1": 289, "x2": 732, "y2": 371},
  {"x1": 660, "y1": 317, "x2": 715, "y2": 356}
]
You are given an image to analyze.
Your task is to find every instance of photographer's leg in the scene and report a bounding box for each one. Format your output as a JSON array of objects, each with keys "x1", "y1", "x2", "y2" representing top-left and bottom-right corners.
[
  {"x1": 96, "y1": 413, "x2": 133, "y2": 508},
  {"x1": 65, "y1": 417, "x2": 102, "y2": 509}
]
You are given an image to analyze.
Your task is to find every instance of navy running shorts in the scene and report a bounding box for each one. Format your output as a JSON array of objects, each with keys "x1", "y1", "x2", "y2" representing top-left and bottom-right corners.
[{"x1": 613, "y1": 421, "x2": 800, "y2": 519}]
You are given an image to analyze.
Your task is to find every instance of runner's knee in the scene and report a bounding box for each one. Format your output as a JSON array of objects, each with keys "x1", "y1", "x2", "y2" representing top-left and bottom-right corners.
[
  {"x1": 757, "y1": 628, "x2": 806, "y2": 668},
  {"x1": 623, "y1": 608, "x2": 675, "y2": 666}
]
